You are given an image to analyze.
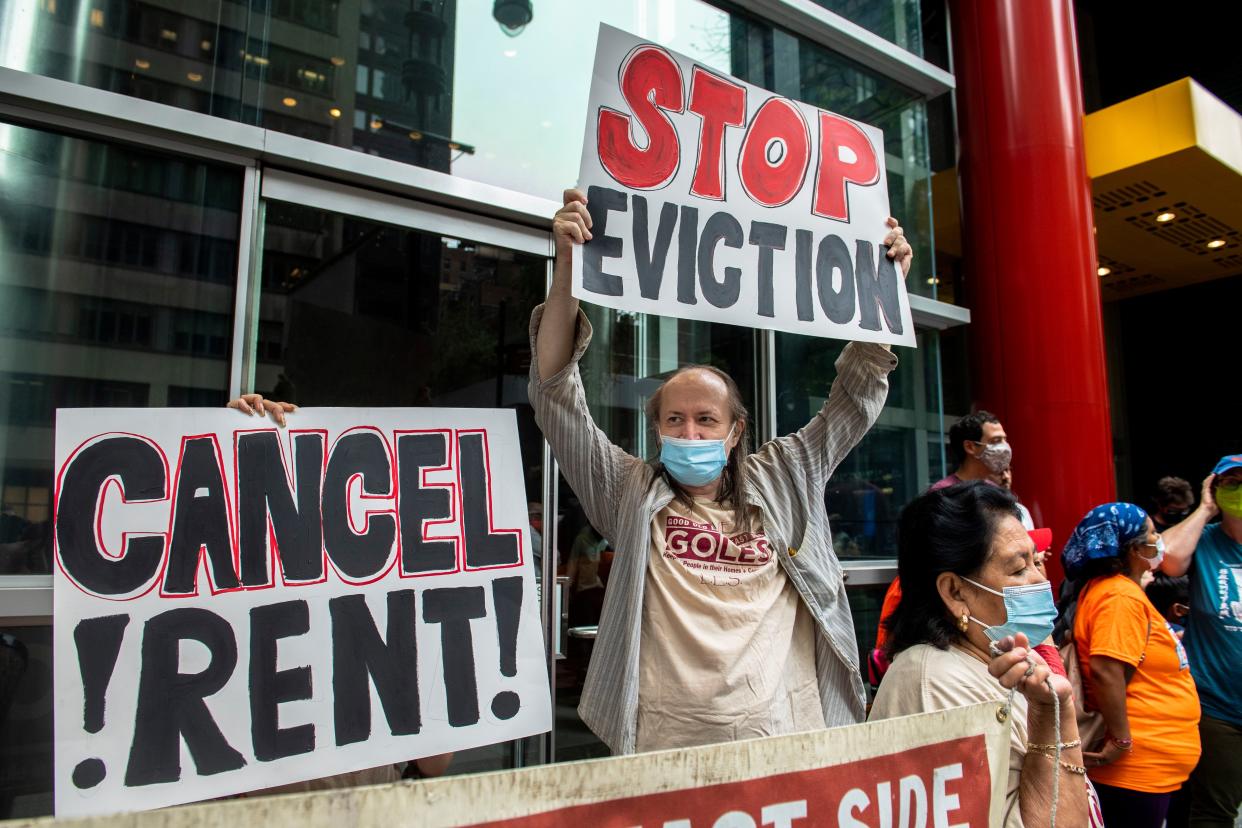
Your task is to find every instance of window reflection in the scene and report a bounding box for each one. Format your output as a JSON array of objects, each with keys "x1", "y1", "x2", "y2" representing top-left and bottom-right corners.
[
  {"x1": 775, "y1": 331, "x2": 936, "y2": 560},
  {"x1": 807, "y1": 0, "x2": 924, "y2": 57},
  {"x1": 0, "y1": 121, "x2": 240, "y2": 575},
  {"x1": 0, "y1": 626, "x2": 53, "y2": 818}
]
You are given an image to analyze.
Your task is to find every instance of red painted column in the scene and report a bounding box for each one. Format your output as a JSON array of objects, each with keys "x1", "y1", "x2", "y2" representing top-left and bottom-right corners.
[{"x1": 947, "y1": 0, "x2": 1115, "y2": 585}]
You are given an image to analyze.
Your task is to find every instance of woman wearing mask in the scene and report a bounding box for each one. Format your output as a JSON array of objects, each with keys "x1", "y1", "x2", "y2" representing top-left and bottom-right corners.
[
  {"x1": 872, "y1": 481, "x2": 1092, "y2": 826},
  {"x1": 1059, "y1": 503, "x2": 1200, "y2": 827}
]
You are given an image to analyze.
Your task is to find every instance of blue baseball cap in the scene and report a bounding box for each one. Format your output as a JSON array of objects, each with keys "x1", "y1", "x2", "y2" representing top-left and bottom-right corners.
[{"x1": 1213, "y1": 454, "x2": 1242, "y2": 476}]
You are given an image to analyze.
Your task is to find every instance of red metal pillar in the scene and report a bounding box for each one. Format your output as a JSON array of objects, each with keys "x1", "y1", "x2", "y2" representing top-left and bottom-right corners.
[{"x1": 947, "y1": 0, "x2": 1115, "y2": 585}]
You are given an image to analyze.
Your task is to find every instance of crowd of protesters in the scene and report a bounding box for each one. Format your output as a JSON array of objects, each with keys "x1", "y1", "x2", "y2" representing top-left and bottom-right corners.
[{"x1": 224, "y1": 191, "x2": 1240, "y2": 826}]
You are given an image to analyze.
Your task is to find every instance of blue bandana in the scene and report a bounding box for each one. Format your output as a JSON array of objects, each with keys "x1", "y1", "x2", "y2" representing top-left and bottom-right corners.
[{"x1": 1060, "y1": 502, "x2": 1149, "y2": 580}]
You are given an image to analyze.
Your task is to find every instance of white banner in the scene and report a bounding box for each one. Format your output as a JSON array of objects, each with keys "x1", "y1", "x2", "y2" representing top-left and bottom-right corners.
[
  {"x1": 9, "y1": 704, "x2": 1009, "y2": 828},
  {"x1": 574, "y1": 23, "x2": 915, "y2": 347},
  {"x1": 52, "y1": 408, "x2": 550, "y2": 817}
]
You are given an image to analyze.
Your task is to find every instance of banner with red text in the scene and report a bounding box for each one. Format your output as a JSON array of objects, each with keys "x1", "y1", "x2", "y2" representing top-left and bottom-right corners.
[
  {"x1": 574, "y1": 23, "x2": 915, "y2": 347},
  {"x1": 399, "y1": 702, "x2": 1007, "y2": 827},
  {"x1": 52, "y1": 407, "x2": 550, "y2": 817}
]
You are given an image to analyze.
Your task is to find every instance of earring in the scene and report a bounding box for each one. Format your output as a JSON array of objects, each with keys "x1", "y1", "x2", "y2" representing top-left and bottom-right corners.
[{"x1": 957, "y1": 613, "x2": 970, "y2": 632}]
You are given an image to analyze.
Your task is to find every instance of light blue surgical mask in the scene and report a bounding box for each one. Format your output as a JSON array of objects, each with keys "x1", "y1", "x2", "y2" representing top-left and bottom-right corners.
[
  {"x1": 659, "y1": 423, "x2": 735, "y2": 487},
  {"x1": 964, "y1": 578, "x2": 1056, "y2": 644}
]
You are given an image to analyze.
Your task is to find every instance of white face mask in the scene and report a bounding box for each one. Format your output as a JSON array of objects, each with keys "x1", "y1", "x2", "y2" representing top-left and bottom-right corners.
[
  {"x1": 972, "y1": 440, "x2": 1012, "y2": 474},
  {"x1": 1141, "y1": 536, "x2": 1166, "y2": 570}
]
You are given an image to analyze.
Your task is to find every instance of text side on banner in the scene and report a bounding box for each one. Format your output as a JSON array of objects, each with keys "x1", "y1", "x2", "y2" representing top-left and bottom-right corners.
[
  {"x1": 573, "y1": 23, "x2": 915, "y2": 347},
  {"x1": 51, "y1": 407, "x2": 551, "y2": 817}
]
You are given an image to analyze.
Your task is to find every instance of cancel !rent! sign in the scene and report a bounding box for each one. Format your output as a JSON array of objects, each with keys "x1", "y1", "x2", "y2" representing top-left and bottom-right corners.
[
  {"x1": 52, "y1": 408, "x2": 550, "y2": 817},
  {"x1": 574, "y1": 24, "x2": 915, "y2": 347}
]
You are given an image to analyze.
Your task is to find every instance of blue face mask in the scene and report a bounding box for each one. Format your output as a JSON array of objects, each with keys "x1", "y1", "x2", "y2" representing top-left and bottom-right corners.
[
  {"x1": 659, "y1": 424, "x2": 735, "y2": 487},
  {"x1": 964, "y1": 578, "x2": 1056, "y2": 644}
]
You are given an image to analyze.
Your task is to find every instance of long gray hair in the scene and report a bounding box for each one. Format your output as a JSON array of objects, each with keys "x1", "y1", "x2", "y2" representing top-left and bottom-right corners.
[{"x1": 645, "y1": 364, "x2": 754, "y2": 531}]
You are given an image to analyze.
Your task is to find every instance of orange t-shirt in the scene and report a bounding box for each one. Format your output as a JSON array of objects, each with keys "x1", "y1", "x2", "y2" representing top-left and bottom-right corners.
[
  {"x1": 1074, "y1": 574, "x2": 1201, "y2": 793},
  {"x1": 874, "y1": 577, "x2": 903, "y2": 651}
]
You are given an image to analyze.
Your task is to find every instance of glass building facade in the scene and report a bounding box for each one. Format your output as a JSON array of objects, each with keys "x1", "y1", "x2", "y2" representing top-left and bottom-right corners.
[{"x1": 0, "y1": 0, "x2": 964, "y2": 814}]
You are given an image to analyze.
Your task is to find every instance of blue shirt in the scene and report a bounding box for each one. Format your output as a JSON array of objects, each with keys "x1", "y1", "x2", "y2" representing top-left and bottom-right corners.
[{"x1": 1184, "y1": 523, "x2": 1242, "y2": 726}]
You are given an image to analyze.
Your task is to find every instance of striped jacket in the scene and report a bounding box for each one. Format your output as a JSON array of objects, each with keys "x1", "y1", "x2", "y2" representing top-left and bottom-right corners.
[{"x1": 528, "y1": 304, "x2": 897, "y2": 754}]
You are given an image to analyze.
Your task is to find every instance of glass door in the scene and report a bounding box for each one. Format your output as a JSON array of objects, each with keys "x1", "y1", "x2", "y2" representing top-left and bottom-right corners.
[{"x1": 257, "y1": 170, "x2": 552, "y2": 773}]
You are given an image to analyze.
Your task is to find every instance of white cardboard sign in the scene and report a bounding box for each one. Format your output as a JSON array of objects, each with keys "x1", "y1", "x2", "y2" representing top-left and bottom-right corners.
[
  {"x1": 574, "y1": 24, "x2": 915, "y2": 346},
  {"x1": 52, "y1": 408, "x2": 550, "y2": 817}
]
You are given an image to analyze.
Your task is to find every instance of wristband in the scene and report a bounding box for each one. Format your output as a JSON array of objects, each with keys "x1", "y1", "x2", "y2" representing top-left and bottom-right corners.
[{"x1": 1027, "y1": 739, "x2": 1081, "y2": 752}]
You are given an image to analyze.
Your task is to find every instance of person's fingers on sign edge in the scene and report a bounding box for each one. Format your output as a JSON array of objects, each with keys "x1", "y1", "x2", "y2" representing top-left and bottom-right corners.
[
  {"x1": 262, "y1": 398, "x2": 287, "y2": 428},
  {"x1": 562, "y1": 187, "x2": 587, "y2": 206},
  {"x1": 227, "y1": 396, "x2": 254, "y2": 416},
  {"x1": 236, "y1": 393, "x2": 266, "y2": 416}
]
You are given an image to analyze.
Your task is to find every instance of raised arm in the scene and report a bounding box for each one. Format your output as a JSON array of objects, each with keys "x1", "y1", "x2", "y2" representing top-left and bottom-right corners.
[
  {"x1": 529, "y1": 188, "x2": 641, "y2": 542},
  {"x1": 1161, "y1": 474, "x2": 1216, "y2": 577},
  {"x1": 537, "y1": 189, "x2": 593, "y2": 380}
]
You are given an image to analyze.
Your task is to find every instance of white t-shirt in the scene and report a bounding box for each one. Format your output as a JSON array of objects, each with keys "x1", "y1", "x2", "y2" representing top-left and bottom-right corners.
[{"x1": 635, "y1": 497, "x2": 824, "y2": 751}]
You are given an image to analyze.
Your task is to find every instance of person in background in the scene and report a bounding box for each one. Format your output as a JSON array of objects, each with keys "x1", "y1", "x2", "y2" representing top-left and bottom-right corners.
[
  {"x1": 1151, "y1": 476, "x2": 1195, "y2": 534},
  {"x1": 1160, "y1": 455, "x2": 1242, "y2": 827},
  {"x1": 1146, "y1": 572, "x2": 1190, "y2": 636},
  {"x1": 1060, "y1": 503, "x2": 1200, "y2": 828},
  {"x1": 997, "y1": 465, "x2": 1035, "y2": 531},
  {"x1": 871, "y1": 481, "x2": 1091, "y2": 827},
  {"x1": 931, "y1": 411, "x2": 1011, "y2": 492}
]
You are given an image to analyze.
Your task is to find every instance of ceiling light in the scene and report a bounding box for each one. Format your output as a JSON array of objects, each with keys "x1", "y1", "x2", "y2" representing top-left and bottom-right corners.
[
  {"x1": 1155, "y1": 211, "x2": 1176, "y2": 223},
  {"x1": 370, "y1": 117, "x2": 384, "y2": 130},
  {"x1": 330, "y1": 56, "x2": 346, "y2": 67},
  {"x1": 328, "y1": 107, "x2": 342, "y2": 118},
  {"x1": 159, "y1": 28, "x2": 177, "y2": 41},
  {"x1": 200, "y1": 39, "x2": 212, "y2": 51},
  {"x1": 282, "y1": 97, "x2": 297, "y2": 107},
  {"x1": 1097, "y1": 266, "x2": 1111, "y2": 277},
  {"x1": 89, "y1": 8, "x2": 104, "y2": 27},
  {"x1": 186, "y1": 72, "x2": 202, "y2": 82},
  {"x1": 134, "y1": 58, "x2": 150, "y2": 70},
  {"x1": 1207, "y1": 239, "x2": 1227, "y2": 249},
  {"x1": 926, "y1": 276, "x2": 940, "y2": 286},
  {"x1": 408, "y1": 130, "x2": 423, "y2": 140}
]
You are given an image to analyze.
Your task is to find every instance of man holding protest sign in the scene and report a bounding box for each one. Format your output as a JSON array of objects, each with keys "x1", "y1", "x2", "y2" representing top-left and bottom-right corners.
[{"x1": 530, "y1": 187, "x2": 910, "y2": 753}]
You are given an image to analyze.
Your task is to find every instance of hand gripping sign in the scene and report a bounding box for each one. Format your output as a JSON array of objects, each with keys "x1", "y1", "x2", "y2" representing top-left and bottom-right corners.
[
  {"x1": 574, "y1": 24, "x2": 915, "y2": 347},
  {"x1": 52, "y1": 408, "x2": 551, "y2": 817}
]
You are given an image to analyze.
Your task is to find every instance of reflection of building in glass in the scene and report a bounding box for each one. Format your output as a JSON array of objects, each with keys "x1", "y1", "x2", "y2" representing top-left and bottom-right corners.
[
  {"x1": 0, "y1": 126, "x2": 240, "y2": 573},
  {"x1": 254, "y1": 206, "x2": 539, "y2": 410},
  {"x1": 10, "y1": 0, "x2": 461, "y2": 171}
]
